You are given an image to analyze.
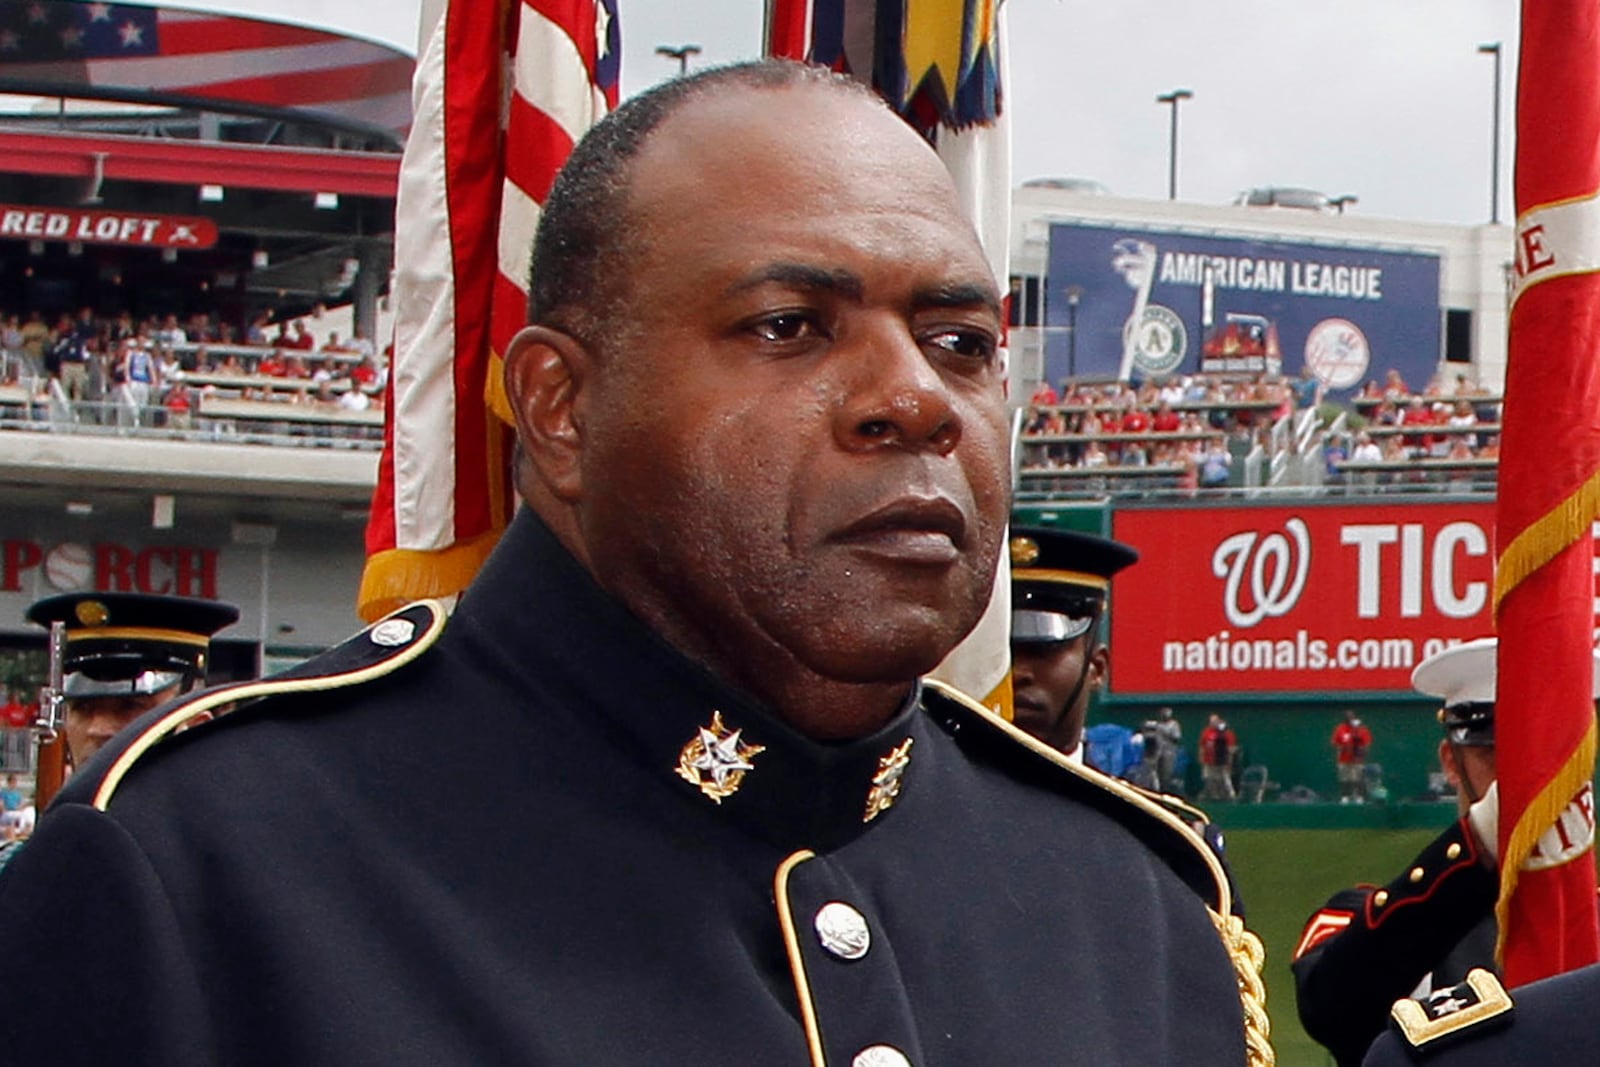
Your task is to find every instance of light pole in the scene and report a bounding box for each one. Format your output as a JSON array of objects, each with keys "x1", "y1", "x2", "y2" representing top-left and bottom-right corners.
[
  {"x1": 1156, "y1": 88, "x2": 1193, "y2": 200},
  {"x1": 1065, "y1": 285, "x2": 1083, "y2": 380},
  {"x1": 655, "y1": 44, "x2": 701, "y2": 76},
  {"x1": 1329, "y1": 194, "x2": 1358, "y2": 215},
  {"x1": 1478, "y1": 42, "x2": 1502, "y2": 224}
]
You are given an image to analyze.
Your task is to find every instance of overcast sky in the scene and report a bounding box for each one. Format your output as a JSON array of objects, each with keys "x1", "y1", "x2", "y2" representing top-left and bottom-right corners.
[{"x1": 191, "y1": 0, "x2": 1520, "y2": 226}]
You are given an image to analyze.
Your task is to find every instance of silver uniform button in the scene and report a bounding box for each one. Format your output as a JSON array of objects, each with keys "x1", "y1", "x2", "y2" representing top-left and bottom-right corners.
[
  {"x1": 814, "y1": 901, "x2": 871, "y2": 961},
  {"x1": 852, "y1": 1045, "x2": 911, "y2": 1067},
  {"x1": 369, "y1": 618, "x2": 416, "y2": 647}
]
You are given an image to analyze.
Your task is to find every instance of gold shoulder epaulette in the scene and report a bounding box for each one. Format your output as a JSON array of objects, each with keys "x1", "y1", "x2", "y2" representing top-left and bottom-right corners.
[
  {"x1": 90, "y1": 600, "x2": 447, "y2": 811},
  {"x1": 1390, "y1": 969, "x2": 1514, "y2": 1053}
]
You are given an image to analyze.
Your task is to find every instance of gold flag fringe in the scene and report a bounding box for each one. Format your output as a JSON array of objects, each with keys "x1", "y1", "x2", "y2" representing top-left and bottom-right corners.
[
  {"x1": 1494, "y1": 719, "x2": 1598, "y2": 964},
  {"x1": 1494, "y1": 469, "x2": 1600, "y2": 613},
  {"x1": 357, "y1": 529, "x2": 501, "y2": 622}
]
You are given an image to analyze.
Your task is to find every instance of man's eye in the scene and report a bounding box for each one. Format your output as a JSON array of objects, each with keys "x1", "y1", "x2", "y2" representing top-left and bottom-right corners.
[
  {"x1": 925, "y1": 328, "x2": 997, "y2": 363},
  {"x1": 750, "y1": 313, "x2": 822, "y2": 343}
]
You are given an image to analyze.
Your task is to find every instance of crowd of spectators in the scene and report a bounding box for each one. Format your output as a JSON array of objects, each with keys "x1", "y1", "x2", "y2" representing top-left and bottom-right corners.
[
  {"x1": 0, "y1": 304, "x2": 389, "y2": 441},
  {"x1": 1324, "y1": 369, "x2": 1502, "y2": 489},
  {"x1": 1020, "y1": 367, "x2": 1505, "y2": 496},
  {"x1": 1019, "y1": 373, "x2": 1294, "y2": 493}
]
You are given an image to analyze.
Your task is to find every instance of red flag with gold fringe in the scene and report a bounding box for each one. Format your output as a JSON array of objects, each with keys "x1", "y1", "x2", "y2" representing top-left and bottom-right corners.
[{"x1": 1494, "y1": 0, "x2": 1600, "y2": 986}]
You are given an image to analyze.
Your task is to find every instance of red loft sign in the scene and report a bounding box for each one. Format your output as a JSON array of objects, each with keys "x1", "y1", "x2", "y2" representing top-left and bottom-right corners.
[{"x1": 0, "y1": 203, "x2": 218, "y2": 249}]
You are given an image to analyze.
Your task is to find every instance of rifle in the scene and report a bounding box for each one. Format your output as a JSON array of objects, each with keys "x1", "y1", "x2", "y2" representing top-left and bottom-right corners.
[{"x1": 32, "y1": 621, "x2": 68, "y2": 811}]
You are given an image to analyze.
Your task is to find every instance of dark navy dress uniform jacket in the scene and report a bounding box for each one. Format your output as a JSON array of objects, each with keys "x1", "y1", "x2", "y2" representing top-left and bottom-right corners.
[{"x1": 0, "y1": 512, "x2": 1249, "y2": 1066}]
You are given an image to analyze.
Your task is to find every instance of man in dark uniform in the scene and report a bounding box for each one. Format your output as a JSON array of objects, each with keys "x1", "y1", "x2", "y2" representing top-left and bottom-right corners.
[
  {"x1": 1293, "y1": 638, "x2": 1600, "y2": 1066},
  {"x1": 1007, "y1": 525, "x2": 1138, "y2": 762},
  {"x1": 25, "y1": 592, "x2": 241, "y2": 767},
  {"x1": 0, "y1": 62, "x2": 1267, "y2": 1066}
]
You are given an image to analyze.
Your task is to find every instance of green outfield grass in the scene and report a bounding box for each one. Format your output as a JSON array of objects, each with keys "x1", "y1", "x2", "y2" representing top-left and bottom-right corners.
[{"x1": 1226, "y1": 827, "x2": 1443, "y2": 1067}]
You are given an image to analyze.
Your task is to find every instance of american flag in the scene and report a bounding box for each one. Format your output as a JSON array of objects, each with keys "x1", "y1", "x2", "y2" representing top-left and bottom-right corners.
[
  {"x1": 0, "y1": 1, "x2": 414, "y2": 138},
  {"x1": 359, "y1": 0, "x2": 620, "y2": 622}
]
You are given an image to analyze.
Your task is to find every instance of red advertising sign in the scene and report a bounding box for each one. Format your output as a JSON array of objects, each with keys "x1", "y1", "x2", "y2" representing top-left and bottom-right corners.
[
  {"x1": 0, "y1": 204, "x2": 218, "y2": 249},
  {"x1": 1110, "y1": 501, "x2": 1512, "y2": 694}
]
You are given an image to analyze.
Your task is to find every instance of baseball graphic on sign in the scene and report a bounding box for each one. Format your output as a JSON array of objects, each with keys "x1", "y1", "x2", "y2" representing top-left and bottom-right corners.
[
  {"x1": 44, "y1": 542, "x2": 92, "y2": 591},
  {"x1": 1304, "y1": 317, "x2": 1371, "y2": 389}
]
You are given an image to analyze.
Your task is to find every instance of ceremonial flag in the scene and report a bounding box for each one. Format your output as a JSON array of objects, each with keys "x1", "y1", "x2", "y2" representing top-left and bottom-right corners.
[
  {"x1": 765, "y1": 0, "x2": 1013, "y2": 714},
  {"x1": 1493, "y1": 0, "x2": 1600, "y2": 986},
  {"x1": 359, "y1": 0, "x2": 620, "y2": 622}
]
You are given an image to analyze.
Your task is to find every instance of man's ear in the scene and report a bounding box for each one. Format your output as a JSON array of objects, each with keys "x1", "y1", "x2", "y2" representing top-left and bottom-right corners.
[
  {"x1": 504, "y1": 325, "x2": 591, "y2": 502},
  {"x1": 1088, "y1": 644, "x2": 1109, "y2": 689}
]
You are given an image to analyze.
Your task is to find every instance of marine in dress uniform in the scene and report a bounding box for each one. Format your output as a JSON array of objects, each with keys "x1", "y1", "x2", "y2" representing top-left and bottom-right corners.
[
  {"x1": 1293, "y1": 639, "x2": 1600, "y2": 1067},
  {"x1": 0, "y1": 62, "x2": 1271, "y2": 1067}
]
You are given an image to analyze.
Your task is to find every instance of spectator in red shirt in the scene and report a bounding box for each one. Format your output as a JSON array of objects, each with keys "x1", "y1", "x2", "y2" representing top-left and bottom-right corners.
[
  {"x1": 1398, "y1": 396, "x2": 1436, "y2": 457},
  {"x1": 1151, "y1": 401, "x2": 1181, "y2": 433},
  {"x1": 1331, "y1": 710, "x2": 1373, "y2": 804},
  {"x1": 1030, "y1": 381, "x2": 1059, "y2": 407},
  {"x1": 255, "y1": 350, "x2": 287, "y2": 377},
  {"x1": 287, "y1": 319, "x2": 317, "y2": 351},
  {"x1": 1120, "y1": 407, "x2": 1151, "y2": 434}
]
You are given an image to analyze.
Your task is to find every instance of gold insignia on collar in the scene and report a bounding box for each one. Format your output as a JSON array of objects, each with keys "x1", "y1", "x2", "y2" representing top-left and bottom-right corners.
[
  {"x1": 676, "y1": 711, "x2": 765, "y2": 804},
  {"x1": 1010, "y1": 536, "x2": 1040, "y2": 567},
  {"x1": 76, "y1": 600, "x2": 110, "y2": 627},
  {"x1": 863, "y1": 737, "x2": 915, "y2": 823}
]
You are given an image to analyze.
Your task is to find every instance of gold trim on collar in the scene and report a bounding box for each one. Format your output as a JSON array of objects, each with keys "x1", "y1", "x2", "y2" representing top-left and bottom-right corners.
[
  {"x1": 1011, "y1": 567, "x2": 1112, "y2": 591},
  {"x1": 774, "y1": 850, "x2": 826, "y2": 1067},
  {"x1": 93, "y1": 602, "x2": 447, "y2": 811}
]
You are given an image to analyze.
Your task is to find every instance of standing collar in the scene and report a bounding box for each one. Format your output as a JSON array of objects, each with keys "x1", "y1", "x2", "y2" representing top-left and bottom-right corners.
[{"x1": 452, "y1": 510, "x2": 928, "y2": 852}]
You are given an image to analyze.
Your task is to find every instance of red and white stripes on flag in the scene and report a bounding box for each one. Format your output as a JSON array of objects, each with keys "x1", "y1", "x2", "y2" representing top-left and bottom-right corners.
[
  {"x1": 360, "y1": 0, "x2": 618, "y2": 622},
  {"x1": 1493, "y1": 0, "x2": 1600, "y2": 986}
]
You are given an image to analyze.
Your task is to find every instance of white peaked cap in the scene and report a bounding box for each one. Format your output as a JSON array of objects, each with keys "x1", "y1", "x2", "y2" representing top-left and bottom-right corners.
[{"x1": 1412, "y1": 636, "x2": 1600, "y2": 705}]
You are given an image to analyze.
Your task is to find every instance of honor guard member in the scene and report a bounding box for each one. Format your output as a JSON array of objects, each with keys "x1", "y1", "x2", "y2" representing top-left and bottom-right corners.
[
  {"x1": 25, "y1": 592, "x2": 242, "y2": 767},
  {"x1": 0, "y1": 61, "x2": 1270, "y2": 1067},
  {"x1": 1009, "y1": 525, "x2": 1246, "y2": 916},
  {"x1": 1296, "y1": 638, "x2": 1600, "y2": 1067},
  {"x1": 1007, "y1": 525, "x2": 1137, "y2": 762}
]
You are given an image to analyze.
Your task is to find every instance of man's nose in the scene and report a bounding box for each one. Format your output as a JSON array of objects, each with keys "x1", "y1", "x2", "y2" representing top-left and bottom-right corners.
[{"x1": 832, "y1": 318, "x2": 961, "y2": 456}]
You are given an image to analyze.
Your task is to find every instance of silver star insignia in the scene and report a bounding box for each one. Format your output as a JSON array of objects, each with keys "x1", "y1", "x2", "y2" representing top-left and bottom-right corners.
[{"x1": 676, "y1": 711, "x2": 765, "y2": 803}]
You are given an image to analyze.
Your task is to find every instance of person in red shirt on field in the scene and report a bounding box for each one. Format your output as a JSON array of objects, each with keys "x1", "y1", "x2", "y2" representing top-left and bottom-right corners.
[
  {"x1": 1331, "y1": 709, "x2": 1373, "y2": 804},
  {"x1": 1199, "y1": 714, "x2": 1237, "y2": 800}
]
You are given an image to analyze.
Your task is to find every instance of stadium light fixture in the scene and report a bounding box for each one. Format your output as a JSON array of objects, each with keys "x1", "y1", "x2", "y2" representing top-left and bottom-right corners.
[{"x1": 1156, "y1": 88, "x2": 1193, "y2": 200}]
